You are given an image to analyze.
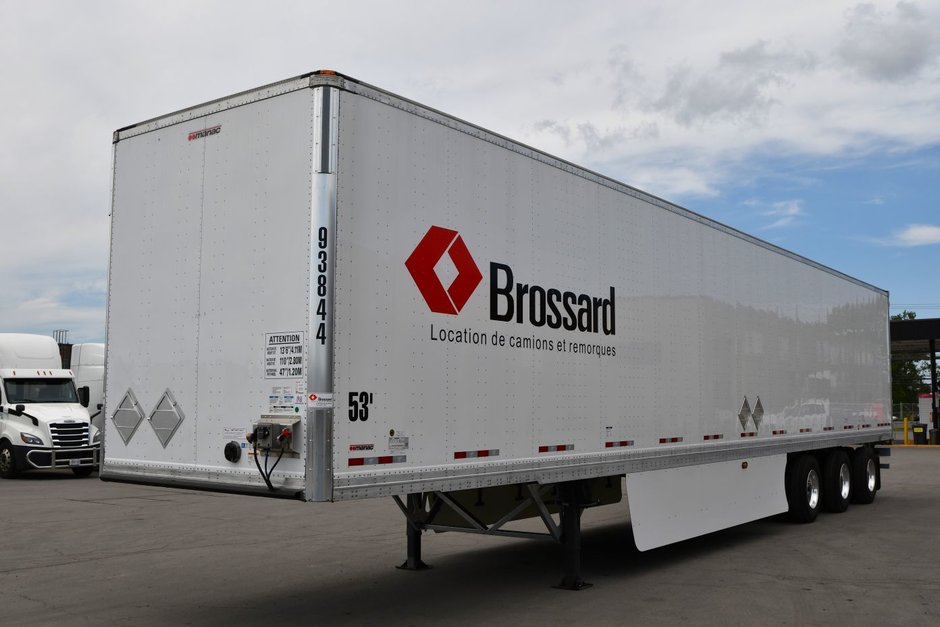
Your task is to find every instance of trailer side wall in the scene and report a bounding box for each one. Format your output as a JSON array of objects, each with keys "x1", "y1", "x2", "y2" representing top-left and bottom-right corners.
[{"x1": 328, "y1": 86, "x2": 889, "y2": 499}]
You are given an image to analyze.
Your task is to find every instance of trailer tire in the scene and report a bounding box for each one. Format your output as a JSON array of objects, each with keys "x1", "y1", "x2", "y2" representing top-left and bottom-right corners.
[
  {"x1": 786, "y1": 454, "x2": 821, "y2": 523},
  {"x1": 0, "y1": 441, "x2": 18, "y2": 479},
  {"x1": 850, "y1": 447, "x2": 878, "y2": 504},
  {"x1": 821, "y1": 449, "x2": 851, "y2": 513}
]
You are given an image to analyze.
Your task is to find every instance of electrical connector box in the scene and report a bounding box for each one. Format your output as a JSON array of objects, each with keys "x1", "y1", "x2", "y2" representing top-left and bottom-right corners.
[{"x1": 252, "y1": 416, "x2": 300, "y2": 454}]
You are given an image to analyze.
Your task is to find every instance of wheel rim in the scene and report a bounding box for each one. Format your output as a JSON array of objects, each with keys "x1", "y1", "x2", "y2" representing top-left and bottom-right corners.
[
  {"x1": 806, "y1": 468, "x2": 820, "y2": 509},
  {"x1": 866, "y1": 458, "x2": 876, "y2": 492},
  {"x1": 839, "y1": 462, "x2": 851, "y2": 500},
  {"x1": 0, "y1": 447, "x2": 11, "y2": 473}
]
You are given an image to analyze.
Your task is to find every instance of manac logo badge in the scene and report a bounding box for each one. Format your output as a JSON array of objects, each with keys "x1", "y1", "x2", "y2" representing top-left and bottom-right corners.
[{"x1": 405, "y1": 226, "x2": 483, "y2": 315}]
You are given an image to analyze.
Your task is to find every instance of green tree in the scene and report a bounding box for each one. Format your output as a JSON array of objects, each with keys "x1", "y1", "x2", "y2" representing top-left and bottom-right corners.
[{"x1": 891, "y1": 310, "x2": 928, "y2": 407}]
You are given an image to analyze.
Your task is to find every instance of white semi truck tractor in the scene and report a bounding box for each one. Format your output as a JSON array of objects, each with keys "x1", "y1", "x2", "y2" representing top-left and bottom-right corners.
[
  {"x1": 0, "y1": 334, "x2": 101, "y2": 477},
  {"x1": 102, "y1": 71, "x2": 891, "y2": 588}
]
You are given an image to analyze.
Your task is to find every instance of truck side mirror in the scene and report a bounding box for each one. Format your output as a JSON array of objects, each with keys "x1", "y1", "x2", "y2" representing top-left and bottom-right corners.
[
  {"x1": 13, "y1": 404, "x2": 25, "y2": 415},
  {"x1": 77, "y1": 386, "x2": 90, "y2": 408}
]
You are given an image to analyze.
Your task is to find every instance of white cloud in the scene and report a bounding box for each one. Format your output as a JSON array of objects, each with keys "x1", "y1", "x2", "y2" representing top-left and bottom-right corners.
[
  {"x1": 0, "y1": 266, "x2": 107, "y2": 342},
  {"x1": 624, "y1": 165, "x2": 720, "y2": 198},
  {"x1": 837, "y1": 2, "x2": 939, "y2": 82},
  {"x1": 760, "y1": 200, "x2": 806, "y2": 229},
  {"x1": 649, "y1": 41, "x2": 817, "y2": 127},
  {"x1": 521, "y1": 3, "x2": 940, "y2": 198},
  {"x1": 884, "y1": 224, "x2": 940, "y2": 246}
]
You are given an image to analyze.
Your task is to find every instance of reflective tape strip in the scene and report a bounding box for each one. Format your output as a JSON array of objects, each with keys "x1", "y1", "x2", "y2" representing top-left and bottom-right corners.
[
  {"x1": 823, "y1": 426, "x2": 834, "y2": 431},
  {"x1": 843, "y1": 425, "x2": 855, "y2": 430},
  {"x1": 772, "y1": 430, "x2": 787, "y2": 436},
  {"x1": 348, "y1": 455, "x2": 406, "y2": 467},
  {"x1": 703, "y1": 434, "x2": 723, "y2": 441},
  {"x1": 861, "y1": 424, "x2": 871, "y2": 428},
  {"x1": 800, "y1": 428, "x2": 813, "y2": 433},
  {"x1": 538, "y1": 444, "x2": 574, "y2": 453},
  {"x1": 658, "y1": 436, "x2": 683, "y2": 444},
  {"x1": 454, "y1": 449, "x2": 500, "y2": 459},
  {"x1": 740, "y1": 432, "x2": 757, "y2": 438},
  {"x1": 877, "y1": 422, "x2": 890, "y2": 427},
  {"x1": 605, "y1": 440, "x2": 634, "y2": 448}
]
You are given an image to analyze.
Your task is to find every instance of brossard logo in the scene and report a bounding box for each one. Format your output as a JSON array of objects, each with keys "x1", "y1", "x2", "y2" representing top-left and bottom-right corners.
[
  {"x1": 406, "y1": 226, "x2": 615, "y2": 335},
  {"x1": 405, "y1": 226, "x2": 482, "y2": 315}
]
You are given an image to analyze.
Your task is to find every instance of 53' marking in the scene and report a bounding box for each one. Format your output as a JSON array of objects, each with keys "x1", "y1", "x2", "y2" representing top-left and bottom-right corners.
[{"x1": 348, "y1": 391, "x2": 373, "y2": 422}]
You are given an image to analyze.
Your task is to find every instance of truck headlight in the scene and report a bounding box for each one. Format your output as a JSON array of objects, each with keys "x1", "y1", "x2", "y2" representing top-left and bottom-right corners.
[
  {"x1": 93, "y1": 431, "x2": 101, "y2": 444},
  {"x1": 20, "y1": 432, "x2": 43, "y2": 445}
]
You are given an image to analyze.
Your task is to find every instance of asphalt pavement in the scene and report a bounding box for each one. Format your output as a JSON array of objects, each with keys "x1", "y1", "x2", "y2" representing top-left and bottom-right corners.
[{"x1": 1, "y1": 447, "x2": 938, "y2": 626}]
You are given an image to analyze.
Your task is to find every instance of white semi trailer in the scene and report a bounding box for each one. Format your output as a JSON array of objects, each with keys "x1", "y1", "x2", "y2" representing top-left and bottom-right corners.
[
  {"x1": 70, "y1": 343, "x2": 105, "y2": 430},
  {"x1": 103, "y1": 71, "x2": 891, "y2": 588}
]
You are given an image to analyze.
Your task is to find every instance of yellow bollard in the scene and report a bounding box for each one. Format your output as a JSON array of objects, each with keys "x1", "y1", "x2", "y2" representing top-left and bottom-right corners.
[{"x1": 904, "y1": 417, "x2": 909, "y2": 445}]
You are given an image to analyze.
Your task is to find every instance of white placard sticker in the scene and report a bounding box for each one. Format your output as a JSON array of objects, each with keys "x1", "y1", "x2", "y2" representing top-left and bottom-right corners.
[
  {"x1": 307, "y1": 393, "x2": 334, "y2": 409},
  {"x1": 269, "y1": 386, "x2": 302, "y2": 415},
  {"x1": 265, "y1": 332, "x2": 305, "y2": 379},
  {"x1": 389, "y1": 436, "x2": 409, "y2": 451},
  {"x1": 223, "y1": 426, "x2": 246, "y2": 442}
]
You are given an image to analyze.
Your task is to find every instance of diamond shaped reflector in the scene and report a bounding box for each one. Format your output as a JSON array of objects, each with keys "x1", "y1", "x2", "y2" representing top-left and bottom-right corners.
[
  {"x1": 148, "y1": 389, "x2": 185, "y2": 448},
  {"x1": 738, "y1": 397, "x2": 752, "y2": 430},
  {"x1": 752, "y1": 397, "x2": 764, "y2": 429},
  {"x1": 111, "y1": 389, "x2": 145, "y2": 444}
]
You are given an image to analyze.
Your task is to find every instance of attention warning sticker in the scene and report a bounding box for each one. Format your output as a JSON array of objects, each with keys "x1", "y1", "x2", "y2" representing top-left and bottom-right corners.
[{"x1": 265, "y1": 332, "x2": 305, "y2": 379}]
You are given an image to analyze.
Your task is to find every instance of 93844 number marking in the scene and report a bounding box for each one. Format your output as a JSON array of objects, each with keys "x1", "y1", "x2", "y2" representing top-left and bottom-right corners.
[{"x1": 316, "y1": 226, "x2": 328, "y2": 345}]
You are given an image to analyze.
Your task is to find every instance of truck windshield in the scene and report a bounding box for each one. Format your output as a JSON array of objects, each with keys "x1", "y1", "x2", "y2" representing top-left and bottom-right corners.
[{"x1": 3, "y1": 378, "x2": 79, "y2": 404}]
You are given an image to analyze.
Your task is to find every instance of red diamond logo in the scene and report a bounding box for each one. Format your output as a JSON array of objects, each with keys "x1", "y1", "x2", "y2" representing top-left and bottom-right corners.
[{"x1": 405, "y1": 226, "x2": 483, "y2": 315}]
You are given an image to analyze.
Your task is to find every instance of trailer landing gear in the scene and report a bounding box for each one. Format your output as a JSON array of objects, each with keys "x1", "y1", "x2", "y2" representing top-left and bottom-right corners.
[
  {"x1": 392, "y1": 479, "x2": 604, "y2": 589},
  {"x1": 397, "y1": 493, "x2": 430, "y2": 571},
  {"x1": 554, "y1": 480, "x2": 594, "y2": 591}
]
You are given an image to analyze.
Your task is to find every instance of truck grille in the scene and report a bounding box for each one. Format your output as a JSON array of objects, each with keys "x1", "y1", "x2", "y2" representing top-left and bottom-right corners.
[{"x1": 50, "y1": 422, "x2": 90, "y2": 448}]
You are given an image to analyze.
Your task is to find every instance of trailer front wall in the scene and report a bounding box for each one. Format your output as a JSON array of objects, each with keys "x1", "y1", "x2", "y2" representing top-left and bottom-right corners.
[{"x1": 105, "y1": 88, "x2": 315, "y2": 489}]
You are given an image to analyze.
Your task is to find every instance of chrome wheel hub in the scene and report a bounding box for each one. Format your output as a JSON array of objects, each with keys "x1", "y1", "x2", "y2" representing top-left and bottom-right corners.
[
  {"x1": 839, "y1": 462, "x2": 851, "y2": 500},
  {"x1": 806, "y1": 468, "x2": 820, "y2": 509}
]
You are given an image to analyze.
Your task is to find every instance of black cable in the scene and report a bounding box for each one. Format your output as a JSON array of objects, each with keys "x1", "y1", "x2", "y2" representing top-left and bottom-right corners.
[
  {"x1": 252, "y1": 439, "x2": 274, "y2": 491},
  {"x1": 267, "y1": 445, "x2": 286, "y2": 480}
]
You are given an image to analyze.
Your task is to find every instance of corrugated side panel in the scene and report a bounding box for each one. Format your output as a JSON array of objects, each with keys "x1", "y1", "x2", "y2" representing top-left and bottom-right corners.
[
  {"x1": 104, "y1": 88, "x2": 315, "y2": 494},
  {"x1": 329, "y1": 88, "x2": 890, "y2": 500}
]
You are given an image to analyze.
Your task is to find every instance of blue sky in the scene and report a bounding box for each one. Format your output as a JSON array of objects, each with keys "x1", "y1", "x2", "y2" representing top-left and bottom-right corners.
[
  {"x1": 690, "y1": 145, "x2": 940, "y2": 312},
  {"x1": 1, "y1": 0, "x2": 938, "y2": 342}
]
